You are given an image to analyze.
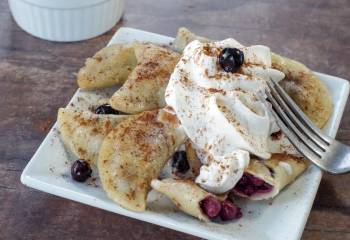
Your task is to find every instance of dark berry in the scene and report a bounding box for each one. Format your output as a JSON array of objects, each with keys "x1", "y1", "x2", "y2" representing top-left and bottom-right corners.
[
  {"x1": 171, "y1": 151, "x2": 190, "y2": 174},
  {"x1": 71, "y1": 159, "x2": 92, "y2": 182},
  {"x1": 200, "y1": 196, "x2": 222, "y2": 218},
  {"x1": 220, "y1": 200, "x2": 242, "y2": 221},
  {"x1": 218, "y1": 48, "x2": 244, "y2": 73},
  {"x1": 95, "y1": 104, "x2": 121, "y2": 115}
]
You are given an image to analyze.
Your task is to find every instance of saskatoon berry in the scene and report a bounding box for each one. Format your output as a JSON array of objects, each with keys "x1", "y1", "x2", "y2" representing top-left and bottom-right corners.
[
  {"x1": 218, "y1": 48, "x2": 244, "y2": 73},
  {"x1": 71, "y1": 159, "x2": 92, "y2": 182}
]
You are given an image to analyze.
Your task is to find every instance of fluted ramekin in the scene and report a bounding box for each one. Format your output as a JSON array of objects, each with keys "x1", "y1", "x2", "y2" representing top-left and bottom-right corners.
[{"x1": 8, "y1": 0, "x2": 124, "y2": 42}]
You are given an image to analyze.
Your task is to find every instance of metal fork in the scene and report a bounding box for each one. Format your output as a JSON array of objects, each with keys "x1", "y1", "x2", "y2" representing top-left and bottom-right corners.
[{"x1": 265, "y1": 78, "x2": 350, "y2": 174}]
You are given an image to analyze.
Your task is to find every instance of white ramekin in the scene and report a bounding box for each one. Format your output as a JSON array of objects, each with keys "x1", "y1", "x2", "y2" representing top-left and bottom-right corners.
[{"x1": 8, "y1": 0, "x2": 124, "y2": 42}]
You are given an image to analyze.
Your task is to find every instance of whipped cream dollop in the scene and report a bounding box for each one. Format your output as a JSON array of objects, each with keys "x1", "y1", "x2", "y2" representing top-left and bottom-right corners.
[
  {"x1": 165, "y1": 39, "x2": 287, "y2": 193},
  {"x1": 195, "y1": 150, "x2": 249, "y2": 194}
]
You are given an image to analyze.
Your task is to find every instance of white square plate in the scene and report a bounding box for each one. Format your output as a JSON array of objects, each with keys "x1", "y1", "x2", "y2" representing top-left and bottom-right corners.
[{"x1": 21, "y1": 27, "x2": 350, "y2": 240}]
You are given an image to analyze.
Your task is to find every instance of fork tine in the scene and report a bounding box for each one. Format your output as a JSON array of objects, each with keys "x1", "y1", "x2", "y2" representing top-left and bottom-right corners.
[
  {"x1": 268, "y1": 78, "x2": 331, "y2": 144},
  {"x1": 267, "y1": 106, "x2": 328, "y2": 171},
  {"x1": 266, "y1": 79, "x2": 329, "y2": 151},
  {"x1": 265, "y1": 89, "x2": 324, "y2": 156}
]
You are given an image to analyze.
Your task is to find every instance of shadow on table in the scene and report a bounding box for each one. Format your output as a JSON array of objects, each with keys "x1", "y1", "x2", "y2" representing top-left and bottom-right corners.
[{"x1": 313, "y1": 175, "x2": 350, "y2": 217}]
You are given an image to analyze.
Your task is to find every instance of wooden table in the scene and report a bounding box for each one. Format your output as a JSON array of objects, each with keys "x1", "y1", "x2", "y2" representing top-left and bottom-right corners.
[{"x1": 1, "y1": 0, "x2": 349, "y2": 239}]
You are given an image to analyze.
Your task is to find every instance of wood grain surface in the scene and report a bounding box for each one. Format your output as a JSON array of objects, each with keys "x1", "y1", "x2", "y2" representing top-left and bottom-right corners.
[{"x1": 0, "y1": 0, "x2": 349, "y2": 239}]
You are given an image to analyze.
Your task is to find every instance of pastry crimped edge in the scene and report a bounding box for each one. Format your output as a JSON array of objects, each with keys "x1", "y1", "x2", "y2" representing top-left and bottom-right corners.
[
  {"x1": 109, "y1": 42, "x2": 181, "y2": 114},
  {"x1": 98, "y1": 109, "x2": 186, "y2": 212},
  {"x1": 77, "y1": 43, "x2": 137, "y2": 90},
  {"x1": 57, "y1": 107, "x2": 129, "y2": 165}
]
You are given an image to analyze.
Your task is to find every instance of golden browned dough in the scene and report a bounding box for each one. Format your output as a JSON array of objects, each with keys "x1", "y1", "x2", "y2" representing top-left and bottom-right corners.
[
  {"x1": 77, "y1": 44, "x2": 137, "y2": 89},
  {"x1": 98, "y1": 109, "x2": 186, "y2": 211},
  {"x1": 109, "y1": 42, "x2": 181, "y2": 114},
  {"x1": 57, "y1": 108, "x2": 129, "y2": 165},
  {"x1": 173, "y1": 27, "x2": 211, "y2": 53},
  {"x1": 271, "y1": 53, "x2": 333, "y2": 128}
]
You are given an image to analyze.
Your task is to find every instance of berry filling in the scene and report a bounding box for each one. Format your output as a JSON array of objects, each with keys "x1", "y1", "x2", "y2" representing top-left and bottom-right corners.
[
  {"x1": 233, "y1": 173, "x2": 273, "y2": 196},
  {"x1": 220, "y1": 200, "x2": 242, "y2": 221},
  {"x1": 200, "y1": 196, "x2": 222, "y2": 218},
  {"x1": 200, "y1": 196, "x2": 242, "y2": 221}
]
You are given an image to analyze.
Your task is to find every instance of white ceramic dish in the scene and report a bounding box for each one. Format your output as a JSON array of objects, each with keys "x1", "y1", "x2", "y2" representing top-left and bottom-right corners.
[
  {"x1": 21, "y1": 27, "x2": 349, "y2": 240},
  {"x1": 9, "y1": 0, "x2": 124, "y2": 42}
]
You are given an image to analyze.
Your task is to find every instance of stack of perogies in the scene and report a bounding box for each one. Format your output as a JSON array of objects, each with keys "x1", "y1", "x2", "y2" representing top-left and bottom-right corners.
[{"x1": 56, "y1": 28, "x2": 332, "y2": 222}]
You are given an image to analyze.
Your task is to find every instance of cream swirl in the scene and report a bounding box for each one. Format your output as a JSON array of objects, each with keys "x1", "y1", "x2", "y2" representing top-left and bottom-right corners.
[
  {"x1": 195, "y1": 150, "x2": 250, "y2": 194},
  {"x1": 165, "y1": 39, "x2": 286, "y2": 193}
]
